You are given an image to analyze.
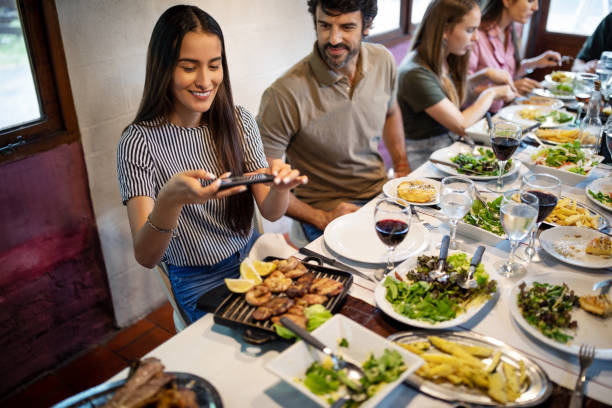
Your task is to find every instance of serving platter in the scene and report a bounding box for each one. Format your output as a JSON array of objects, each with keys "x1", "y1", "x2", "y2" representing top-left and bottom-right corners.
[
  {"x1": 585, "y1": 177, "x2": 612, "y2": 213},
  {"x1": 324, "y1": 210, "x2": 429, "y2": 264},
  {"x1": 374, "y1": 250, "x2": 498, "y2": 329},
  {"x1": 52, "y1": 372, "x2": 224, "y2": 408},
  {"x1": 532, "y1": 87, "x2": 575, "y2": 101},
  {"x1": 388, "y1": 330, "x2": 551, "y2": 407},
  {"x1": 510, "y1": 276, "x2": 612, "y2": 360},
  {"x1": 498, "y1": 105, "x2": 574, "y2": 129},
  {"x1": 429, "y1": 143, "x2": 521, "y2": 181},
  {"x1": 382, "y1": 177, "x2": 441, "y2": 206},
  {"x1": 539, "y1": 226, "x2": 612, "y2": 269}
]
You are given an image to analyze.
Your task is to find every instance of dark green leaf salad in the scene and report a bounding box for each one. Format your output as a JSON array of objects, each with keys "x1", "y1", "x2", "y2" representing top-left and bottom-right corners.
[
  {"x1": 450, "y1": 148, "x2": 512, "y2": 176},
  {"x1": 588, "y1": 189, "x2": 612, "y2": 208},
  {"x1": 517, "y1": 282, "x2": 579, "y2": 344},
  {"x1": 463, "y1": 196, "x2": 504, "y2": 236},
  {"x1": 383, "y1": 254, "x2": 497, "y2": 323},
  {"x1": 303, "y1": 349, "x2": 406, "y2": 406}
]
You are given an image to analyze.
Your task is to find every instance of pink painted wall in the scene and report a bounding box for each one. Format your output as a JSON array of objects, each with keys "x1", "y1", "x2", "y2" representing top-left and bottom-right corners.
[{"x1": 0, "y1": 142, "x2": 114, "y2": 396}]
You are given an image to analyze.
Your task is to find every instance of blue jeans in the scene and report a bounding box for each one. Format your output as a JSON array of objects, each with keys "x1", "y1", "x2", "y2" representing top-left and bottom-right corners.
[
  {"x1": 167, "y1": 232, "x2": 259, "y2": 324},
  {"x1": 300, "y1": 199, "x2": 371, "y2": 242}
]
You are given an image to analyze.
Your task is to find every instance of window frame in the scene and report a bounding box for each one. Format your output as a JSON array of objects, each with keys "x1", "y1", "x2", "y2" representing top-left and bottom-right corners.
[
  {"x1": 0, "y1": 0, "x2": 79, "y2": 165},
  {"x1": 368, "y1": 0, "x2": 413, "y2": 46}
]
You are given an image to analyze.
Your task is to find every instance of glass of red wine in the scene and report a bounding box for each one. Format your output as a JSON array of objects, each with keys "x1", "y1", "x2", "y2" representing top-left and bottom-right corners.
[
  {"x1": 374, "y1": 198, "x2": 411, "y2": 278},
  {"x1": 516, "y1": 173, "x2": 561, "y2": 263},
  {"x1": 573, "y1": 73, "x2": 598, "y2": 125},
  {"x1": 486, "y1": 121, "x2": 522, "y2": 193}
]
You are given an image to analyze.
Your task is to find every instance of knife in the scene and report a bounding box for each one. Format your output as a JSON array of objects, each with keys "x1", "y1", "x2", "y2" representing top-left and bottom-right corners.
[
  {"x1": 428, "y1": 158, "x2": 488, "y2": 175},
  {"x1": 298, "y1": 247, "x2": 377, "y2": 283}
]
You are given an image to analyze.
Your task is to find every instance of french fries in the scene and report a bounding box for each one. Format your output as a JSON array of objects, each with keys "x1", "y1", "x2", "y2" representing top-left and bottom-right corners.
[
  {"x1": 546, "y1": 197, "x2": 600, "y2": 229},
  {"x1": 399, "y1": 336, "x2": 528, "y2": 404},
  {"x1": 535, "y1": 128, "x2": 579, "y2": 143}
]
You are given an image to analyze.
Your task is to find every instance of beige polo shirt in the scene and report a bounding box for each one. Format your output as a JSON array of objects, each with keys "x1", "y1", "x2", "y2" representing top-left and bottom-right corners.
[{"x1": 257, "y1": 42, "x2": 397, "y2": 211}]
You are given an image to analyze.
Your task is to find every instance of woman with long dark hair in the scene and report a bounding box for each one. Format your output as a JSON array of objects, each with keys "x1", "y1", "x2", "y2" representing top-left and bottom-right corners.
[
  {"x1": 117, "y1": 5, "x2": 306, "y2": 323},
  {"x1": 397, "y1": 0, "x2": 516, "y2": 168},
  {"x1": 469, "y1": 0, "x2": 561, "y2": 106}
]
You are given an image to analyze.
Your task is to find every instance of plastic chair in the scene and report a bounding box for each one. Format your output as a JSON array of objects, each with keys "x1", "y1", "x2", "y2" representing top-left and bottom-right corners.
[{"x1": 155, "y1": 261, "x2": 189, "y2": 332}]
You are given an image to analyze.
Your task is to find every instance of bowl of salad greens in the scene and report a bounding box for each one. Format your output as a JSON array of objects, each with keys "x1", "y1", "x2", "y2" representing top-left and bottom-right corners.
[
  {"x1": 430, "y1": 143, "x2": 520, "y2": 181},
  {"x1": 518, "y1": 141, "x2": 603, "y2": 185},
  {"x1": 266, "y1": 314, "x2": 423, "y2": 407},
  {"x1": 374, "y1": 251, "x2": 498, "y2": 329},
  {"x1": 457, "y1": 194, "x2": 506, "y2": 246}
]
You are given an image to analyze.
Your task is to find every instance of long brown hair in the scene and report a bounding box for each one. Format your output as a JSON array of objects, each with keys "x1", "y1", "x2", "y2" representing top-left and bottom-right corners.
[
  {"x1": 132, "y1": 5, "x2": 253, "y2": 235},
  {"x1": 410, "y1": 0, "x2": 478, "y2": 105},
  {"x1": 480, "y1": 0, "x2": 521, "y2": 70}
]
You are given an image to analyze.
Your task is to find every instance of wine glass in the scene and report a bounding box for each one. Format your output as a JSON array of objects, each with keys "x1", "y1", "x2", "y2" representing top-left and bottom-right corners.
[
  {"x1": 516, "y1": 173, "x2": 562, "y2": 263},
  {"x1": 573, "y1": 73, "x2": 598, "y2": 124},
  {"x1": 374, "y1": 198, "x2": 411, "y2": 277},
  {"x1": 496, "y1": 190, "x2": 539, "y2": 278},
  {"x1": 486, "y1": 121, "x2": 522, "y2": 193},
  {"x1": 440, "y1": 176, "x2": 474, "y2": 250}
]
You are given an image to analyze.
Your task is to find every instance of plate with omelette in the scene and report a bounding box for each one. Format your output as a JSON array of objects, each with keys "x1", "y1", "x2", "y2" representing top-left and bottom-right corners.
[{"x1": 383, "y1": 177, "x2": 440, "y2": 206}]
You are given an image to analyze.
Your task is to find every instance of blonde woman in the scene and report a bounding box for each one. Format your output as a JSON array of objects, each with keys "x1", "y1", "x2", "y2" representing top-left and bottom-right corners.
[{"x1": 397, "y1": 0, "x2": 516, "y2": 168}]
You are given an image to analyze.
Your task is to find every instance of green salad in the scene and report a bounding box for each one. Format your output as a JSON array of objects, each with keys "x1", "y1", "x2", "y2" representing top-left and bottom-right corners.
[
  {"x1": 463, "y1": 196, "x2": 504, "y2": 236},
  {"x1": 274, "y1": 304, "x2": 332, "y2": 339},
  {"x1": 451, "y1": 148, "x2": 512, "y2": 176},
  {"x1": 384, "y1": 253, "x2": 497, "y2": 323},
  {"x1": 517, "y1": 282, "x2": 579, "y2": 343},
  {"x1": 588, "y1": 189, "x2": 612, "y2": 208},
  {"x1": 531, "y1": 141, "x2": 599, "y2": 175},
  {"x1": 303, "y1": 348, "x2": 406, "y2": 406},
  {"x1": 535, "y1": 110, "x2": 573, "y2": 124},
  {"x1": 552, "y1": 83, "x2": 573, "y2": 95}
]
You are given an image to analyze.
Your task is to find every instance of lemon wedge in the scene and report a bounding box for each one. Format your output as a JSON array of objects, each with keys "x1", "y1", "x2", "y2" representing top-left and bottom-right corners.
[
  {"x1": 239, "y1": 257, "x2": 262, "y2": 284},
  {"x1": 252, "y1": 259, "x2": 277, "y2": 277},
  {"x1": 224, "y1": 278, "x2": 255, "y2": 293}
]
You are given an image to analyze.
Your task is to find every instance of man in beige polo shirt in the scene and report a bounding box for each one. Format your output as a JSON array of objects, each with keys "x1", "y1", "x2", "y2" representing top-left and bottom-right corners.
[{"x1": 257, "y1": 0, "x2": 410, "y2": 243}]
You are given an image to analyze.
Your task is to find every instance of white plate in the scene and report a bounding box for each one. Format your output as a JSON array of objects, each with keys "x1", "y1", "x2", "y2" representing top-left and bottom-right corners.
[
  {"x1": 324, "y1": 210, "x2": 429, "y2": 264},
  {"x1": 429, "y1": 143, "x2": 521, "y2": 181},
  {"x1": 510, "y1": 276, "x2": 612, "y2": 360},
  {"x1": 539, "y1": 226, "x2": 612, "y2": 269},
  {"x1": 374, "y1": 250, "x2": 498, "y2": 329},
  {"x1": 585, "y1": 177, "x2": 612, "y2": 213},
  {"x1": 498, "y1": 105, "x2": 575, "y2": 129},
  {"x1": 265, "y1": 314, "x2": 424, "y2": 408},
  {"x1": 382, "y1": 177, "x2": 440, "y2": 206},
  {"x1": 465, "y1": 119, "x2": 491, "y2": 146},
  {"x1": 516, "y1": 96, "x2": 564, "y2": 110},
  {"x1": 532, "y1": 87, "x2": 575, "y2": 101},
  {"x1": 516, "y1": 148, "x2": 603, "y2": 185}
]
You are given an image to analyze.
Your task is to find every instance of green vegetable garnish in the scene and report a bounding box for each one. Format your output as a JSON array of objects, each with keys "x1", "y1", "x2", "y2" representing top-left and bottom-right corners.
[
  {"x1": 450, "y1": 148, "x2": 512, "y2": 176},
  {"x1": 531, "y1": 141, "x2": 597, "y2": 175},
  {"x1": 274, "y1": 304, "x2": 333, "y2": 339},
  {"x1": 588, "y1": 189, "x2": 612, "y2": 207},
  {"x1": 339, "y1": 338, "x2": 349, "y2": 348},
  {"x1": 463, "y1": 195, "x2": 504, "y2": 236}
]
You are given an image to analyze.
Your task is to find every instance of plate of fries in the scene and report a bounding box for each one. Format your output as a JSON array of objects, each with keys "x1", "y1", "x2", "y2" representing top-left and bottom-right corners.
[
  {"x1": 390, "y1": 331, "x2": 551, "y2": 406},
  {"x1": 533, "y1": 128, "x2": 579, "y2": 144},
  {"x1": 543, "y1": 196, "x2": 609, "y2": 232}
]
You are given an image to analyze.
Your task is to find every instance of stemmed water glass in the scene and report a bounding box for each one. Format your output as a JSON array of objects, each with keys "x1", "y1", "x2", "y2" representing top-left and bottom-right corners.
[
  {"x1": 573, "y1": 73, "x2": 598, "y2": 125},
  {"x1": 440, "y1": 176, "x2": 474, "y2": 250},
  {"x1": 486, "y1": 121, "x2": 522, "y2": 193},
  {"x1": 516, "y1": 173, "x2": 562, "y2": 263},
  {"x1": 374, "y1": 198, "x2": 411, "y2": 277},
  {"x1": 496, "y1": 190, "x2": 539, "y2": 278}
]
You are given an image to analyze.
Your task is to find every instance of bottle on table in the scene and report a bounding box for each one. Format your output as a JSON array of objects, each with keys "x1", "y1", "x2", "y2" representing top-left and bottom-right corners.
[
  {"x1": 603, "y1": 112, "x2": 612, "y2": 163},
  {"x1": 578, "y1": 80, "x2": 603, "y2": 155}
]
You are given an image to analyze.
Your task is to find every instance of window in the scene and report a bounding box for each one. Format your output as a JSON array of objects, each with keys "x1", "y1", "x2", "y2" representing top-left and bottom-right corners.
[
  {"x1": 546, "y1": 0, "x2": 612, "y2": 36},
  {"x1": 368, "y1": 0, "x2": 429, "y2": 46},
  {"x1": 410, "y1": 0, "x2": 429, "y2": 25},
  {"x1": 370, "y1": 0, "x2": 401, "y2": 36},
  {"x1": 0, "y1": 0, "x2": 79, "y2": 165}
]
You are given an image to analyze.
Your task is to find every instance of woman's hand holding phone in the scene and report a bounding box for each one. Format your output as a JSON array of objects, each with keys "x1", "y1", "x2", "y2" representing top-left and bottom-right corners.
[
  {"x1": 265, "y1": 161, "x2": 308, "y2": 191},
  {"x1": 159, "y1": 170, "x2": 247, "y2": 206}
]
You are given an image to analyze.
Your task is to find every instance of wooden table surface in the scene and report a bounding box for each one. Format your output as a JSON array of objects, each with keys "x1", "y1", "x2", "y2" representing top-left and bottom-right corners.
[{"x1": 338, "y1": 295, "x2": 611, "y2": 408}]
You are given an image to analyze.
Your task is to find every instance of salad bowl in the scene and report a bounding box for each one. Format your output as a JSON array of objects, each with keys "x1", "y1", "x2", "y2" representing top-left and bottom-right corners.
[{"x1": 430, "y1": 143, "x2": 520, "y2": 181}]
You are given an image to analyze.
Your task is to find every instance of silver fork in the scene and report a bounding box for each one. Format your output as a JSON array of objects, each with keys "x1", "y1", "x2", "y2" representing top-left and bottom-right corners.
[
  {"x1": 412, "y1": 207, "x2": 437, "y2": 231},
  {"x1": 569, "y1": 344, "x2": 596, "y2": 408}
]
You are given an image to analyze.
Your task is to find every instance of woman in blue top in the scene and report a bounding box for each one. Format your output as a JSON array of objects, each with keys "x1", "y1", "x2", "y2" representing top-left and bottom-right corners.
[{"x1": 117, "y1": 5, "x2": 306, "y2": 323}]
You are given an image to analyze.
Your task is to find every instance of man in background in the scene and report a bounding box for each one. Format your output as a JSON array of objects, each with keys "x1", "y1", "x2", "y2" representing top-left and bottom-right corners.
[
  {"x1": 572, "y1": 12, "x2": 612, "y2": 73},
  {"x1": 257, "y1": 0, "x2": 410, "y2": 244}
]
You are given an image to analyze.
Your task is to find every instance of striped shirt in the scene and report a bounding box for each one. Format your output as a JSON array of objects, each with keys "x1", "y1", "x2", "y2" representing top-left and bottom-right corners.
[{"x1": 117, "y1": 106, "x2": 268, "y2": 266}]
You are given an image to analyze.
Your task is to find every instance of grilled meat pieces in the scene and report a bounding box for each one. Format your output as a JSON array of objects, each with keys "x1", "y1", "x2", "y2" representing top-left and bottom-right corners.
[
  {"x1": 310, "y1": 277, "x2": 343, "y2": 296},
  {"x1": 271, "y1": 313, "x2": 308, "y2": 329},
  {"x1": 284, "y1": 262, "x2": 308, "y2": 279},
  {"x1": 263, "y1": 271, "x2": 292, "y2": 293},
  {"x1": 252, "y1": 296, "x2": 294, "y2": 321},
  {"x1": 297, "y1": 293, "x2": 328, "y2": 305},
  {"x1": 245, "y1": 285, "x2": 272, "y2": 306}
]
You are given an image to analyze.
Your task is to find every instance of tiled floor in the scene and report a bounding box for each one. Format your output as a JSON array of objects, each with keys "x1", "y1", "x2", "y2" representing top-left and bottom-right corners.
[{"x1": 1, "y1": 302, "x2": 176, "y2": 408}]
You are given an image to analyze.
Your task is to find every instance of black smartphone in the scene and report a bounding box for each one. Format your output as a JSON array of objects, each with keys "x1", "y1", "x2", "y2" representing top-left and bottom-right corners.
[{"x1": 218, "y1": 173, "x2": 275, "y2": 190}]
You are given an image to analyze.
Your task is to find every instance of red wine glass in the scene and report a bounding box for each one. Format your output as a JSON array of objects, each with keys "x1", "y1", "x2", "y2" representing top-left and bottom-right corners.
[{"x1": 374, "y1": 198, "x2": 411, "y2": 278}]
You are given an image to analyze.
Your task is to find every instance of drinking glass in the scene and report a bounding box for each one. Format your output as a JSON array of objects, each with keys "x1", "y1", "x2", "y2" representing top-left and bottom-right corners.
[
  {"x1": 597, "y1": 51, "x2": 612, "y2": 98},
  {"x1": 374, "y1": 198, "x2": 411, "y2": 276},
  {"x1": 573, "y1": 73, "x2": 598, "y2": 124},
  {"x1": 496, "y1": 190, "x2": 539, "y2": 278},
  {"x1": 440, "y1": 176, "x2": 474, "y2": 250},
  {"x1": 516, "y1": 174, "x2": 562, "y2": 263},
  {"x1": 486, "y1": 121, "x2": 521, "y2": 193}
]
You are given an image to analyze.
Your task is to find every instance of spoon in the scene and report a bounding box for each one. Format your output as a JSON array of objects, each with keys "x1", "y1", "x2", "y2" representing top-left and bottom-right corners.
[
  {"x1": 279, "y1": 316, "x2": 365, "y2": 390},
  {"x1": 430, "y1": 235, "x2": 450, "y2": 282},
  {"x1": 458, "y1": 246, "x2": 486, "y2": 290},
  {"x1": 593, "y1": 278, "x2": 612, "y2": 296}
]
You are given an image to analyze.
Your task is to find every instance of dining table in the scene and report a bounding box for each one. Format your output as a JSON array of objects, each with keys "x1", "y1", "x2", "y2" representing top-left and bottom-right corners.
[{"x1": 99, "y1": 145, "x2": 612, "y2": 408}]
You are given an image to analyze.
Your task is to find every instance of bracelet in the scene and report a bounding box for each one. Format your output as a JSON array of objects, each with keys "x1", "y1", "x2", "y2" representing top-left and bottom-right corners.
[{"x1": 146, "y1": 214, "x2": 178, "y2": 238}]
